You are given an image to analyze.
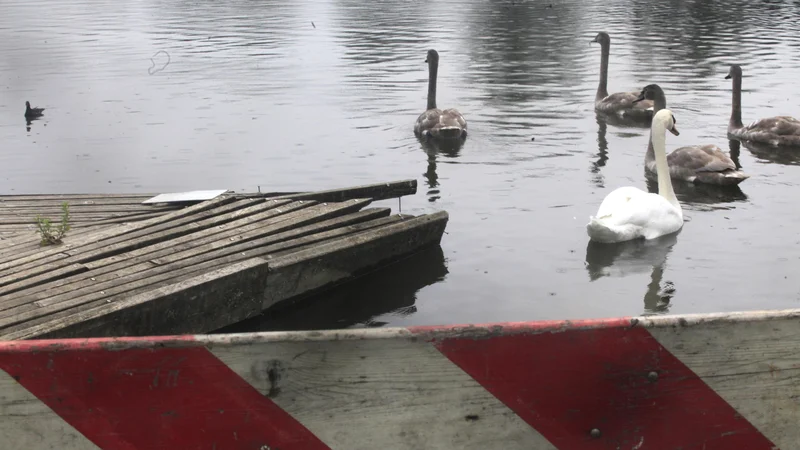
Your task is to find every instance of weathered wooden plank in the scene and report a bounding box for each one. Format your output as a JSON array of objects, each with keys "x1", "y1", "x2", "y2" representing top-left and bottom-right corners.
[
  {"x1": 0, "y1": 195, "x2": 237, "y2": 273},
  {"x1": 263, "y1": 179, "x2": 417, "y2": 202},
  {"x1": 65, "y1": 198, "x2": 288, "y2": 262},
  {"x1": 0, "y1": 204, "x2": 179, "y2": 213},
  {"x1": 0, "y1": 216, "x2": 164, "y2": 225},
  {"x1": 3, "y1": 211, "x2": 448, "y2": 339},
  {"x1": 0, "y1": 208, "x2": 390, "y2": 319},
  {"x1": 261, "y1": 212, "x2": 447, "y2": 308},
  {"x1": 0, "y1": 226, "x2": 107, "y2": 258},
  {"x1": 0, "y1": 197, "x2": 160, "y2": 206},
  {"x1": 0, "y1": 264, "x2": 87, "y2": 297},
  {"x1": 0, "y1": 194, "x2": 155, "y2": 201},
  {"x1": 81, "y1": 199, "x2": 320, "y2": 271},
  {"x1": 152, "y1": 208, "x2": 398, "y2": 266},
  {"x1": 0, "y1": 197, "x2": 261, "y2": 283},
  {"x1": 0, "y1": 206, "x2": 389, "y2": 304},
  {"x1": 222, "y1": 245, "x2": 446, "y2": 333},
  {"x1": 2, "y1": 258, "x2": 270, "y2": 340},
  {"x1": 87, "y1": 211, "x2": 176, "y2": 225}
]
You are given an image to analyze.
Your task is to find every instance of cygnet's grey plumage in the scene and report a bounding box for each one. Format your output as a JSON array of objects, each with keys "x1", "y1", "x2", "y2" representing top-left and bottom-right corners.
[{"x1": 634, "y1": 84, "x2": 749, "y2": 186}]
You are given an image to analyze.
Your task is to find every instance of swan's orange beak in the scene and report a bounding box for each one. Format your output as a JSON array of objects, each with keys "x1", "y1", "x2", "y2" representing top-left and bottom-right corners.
[{"x1": 669, "y1": 125, "x2": 679, "y2": 136}]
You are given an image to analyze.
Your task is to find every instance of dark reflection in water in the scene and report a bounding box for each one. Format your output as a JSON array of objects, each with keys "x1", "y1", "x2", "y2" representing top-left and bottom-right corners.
[
  {"x1": 2, "y1": 0, "x2": 800, "y2": 328},
  {"x1": 216, "y1": 246, "x2": 448, "y2": 333},
  {"x1": 419, "y1": 138, "x2": 463, "y2": 202},
  {"x1": 585, "y1": 233, "x2": 678, "y2": 315},
  {"x1": 644, "y1": 174, "x2": 749, "y2": 206},
  {"x1": 591, "y1": 116, "x2": 609, "y2": 188},
  {"x1": 739, "y1": 139, "x2": 800, "y2": 166}
]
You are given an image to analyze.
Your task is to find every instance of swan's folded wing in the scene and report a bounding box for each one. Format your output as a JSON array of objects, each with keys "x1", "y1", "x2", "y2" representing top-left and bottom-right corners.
[
  {"x1": 598, "y1": 91, "x2": 653, "y2": 111},
  {"x1": 441, "y1": 108, "x2": 467, "y2": 129},
  {"x1": 746, "y1": 116, "x2": 800, "y2": 136},
  {"x1": 668, "y1": 145, "x2": 736, "y2": 173},
  {"x1": 596, "y1": 191, "x2": 674, "y2": 230},
  {"x1": 416, "y1": 109, "x2": 442, "y2": 131}
]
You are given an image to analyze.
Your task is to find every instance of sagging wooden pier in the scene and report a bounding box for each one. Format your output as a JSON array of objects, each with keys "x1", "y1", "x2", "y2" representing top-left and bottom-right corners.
[{"x1": 0, "y1": 179, "x2": 448, "y2": 340}]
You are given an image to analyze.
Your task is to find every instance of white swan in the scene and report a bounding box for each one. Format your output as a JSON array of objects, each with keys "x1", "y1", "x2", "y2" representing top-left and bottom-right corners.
[{"x1": 587, "y1": 109, "x2": 683, "y2": 243}]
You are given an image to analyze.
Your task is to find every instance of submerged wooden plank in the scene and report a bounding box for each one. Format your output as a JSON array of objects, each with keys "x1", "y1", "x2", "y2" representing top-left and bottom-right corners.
[{"x1": 7, "y1": 211, "x2": 448, "y2": 339}]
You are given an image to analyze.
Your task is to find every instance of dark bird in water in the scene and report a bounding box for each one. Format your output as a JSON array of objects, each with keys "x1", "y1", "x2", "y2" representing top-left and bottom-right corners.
[{"x1": 25, "y1": 101, "x2": 45, "y2": 119}]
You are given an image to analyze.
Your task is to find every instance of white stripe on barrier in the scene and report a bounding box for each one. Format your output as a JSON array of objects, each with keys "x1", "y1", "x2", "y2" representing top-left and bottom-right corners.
[
  {"x1": 211, "y1": 335, "x2": 558, "y2": 450},
  {"x1": 0, "y1": 371, "x2": 100, "y2": 450}
]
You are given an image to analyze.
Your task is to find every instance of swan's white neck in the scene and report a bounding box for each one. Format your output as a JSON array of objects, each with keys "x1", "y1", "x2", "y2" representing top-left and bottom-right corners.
[{"x1": 651, "y1": 120, "x2": 680, "y2": 212}]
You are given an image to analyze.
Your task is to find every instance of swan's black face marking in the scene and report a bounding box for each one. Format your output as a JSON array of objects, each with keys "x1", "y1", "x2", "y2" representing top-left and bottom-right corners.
[{"x1": 668, "y1": 113, "x2": 680, "y2": 136}]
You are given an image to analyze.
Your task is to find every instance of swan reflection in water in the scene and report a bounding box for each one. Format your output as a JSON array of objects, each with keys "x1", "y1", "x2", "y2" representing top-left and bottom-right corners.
[
  {"x1": 736, "y1": 138, "x2": 800, "y2": 166},
  {"x1": 585, "y1": 232, "x2": 679, "y2": 315},
  {"x1": 419, "y1": 137, "x2": 464, "y2": 203}
]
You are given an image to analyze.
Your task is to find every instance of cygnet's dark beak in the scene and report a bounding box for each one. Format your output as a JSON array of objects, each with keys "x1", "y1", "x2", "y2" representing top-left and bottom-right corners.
[
  {"x1": 425, "y1": 58, "x2": 428, "y2": 63},
  {"x1": 632, "y1": 92, "x2": 646, "y2": 104},
  {"x1": 669, "y1": 125, "x2": 680, "y2": 136},
  {"x1": 591, "y1": 37, "x2": 598, "y2": 43},
  {"x1": 724, "y1": 73, "x2": 731, "y2": 79}
]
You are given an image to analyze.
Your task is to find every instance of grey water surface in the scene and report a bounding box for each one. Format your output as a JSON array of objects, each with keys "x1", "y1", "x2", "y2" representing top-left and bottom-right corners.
[{"x1": 2, "y1": 0, "x2": 800, "y2": 329}]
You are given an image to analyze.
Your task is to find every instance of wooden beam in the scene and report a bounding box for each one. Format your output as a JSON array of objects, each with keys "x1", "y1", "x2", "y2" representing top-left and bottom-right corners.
[{"x1": 257, "y1": 179, "x2": 417, "y2": 202}]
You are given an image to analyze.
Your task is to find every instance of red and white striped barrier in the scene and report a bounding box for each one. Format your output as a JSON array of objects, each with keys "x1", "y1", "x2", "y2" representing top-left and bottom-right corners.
[{"x1": 0, "y1": 309, "x2": 795, "y2": 449}]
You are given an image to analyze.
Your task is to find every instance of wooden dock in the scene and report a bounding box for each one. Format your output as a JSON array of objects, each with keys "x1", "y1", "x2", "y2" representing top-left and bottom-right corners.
[{"x1": 0, "y1": 180, "x2": 448, "y2": 340}]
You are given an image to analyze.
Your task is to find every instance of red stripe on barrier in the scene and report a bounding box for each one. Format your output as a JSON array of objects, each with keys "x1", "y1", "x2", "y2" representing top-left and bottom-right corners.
[
  {"x1": 413, "y1": 324, "x2": 776, "y2": 449},
  {"x1": 0, "y1": 345, "x2": 330, "y2": 450}
]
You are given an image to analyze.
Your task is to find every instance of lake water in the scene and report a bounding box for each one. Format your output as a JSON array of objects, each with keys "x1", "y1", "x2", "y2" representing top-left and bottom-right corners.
[{"x1": 2, "y1": 0, "x2": 800, "y2": 330}]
